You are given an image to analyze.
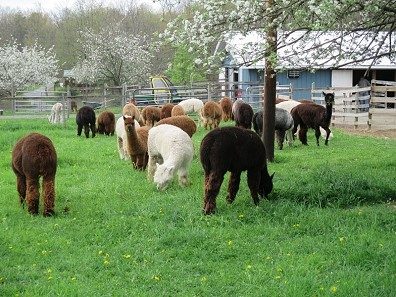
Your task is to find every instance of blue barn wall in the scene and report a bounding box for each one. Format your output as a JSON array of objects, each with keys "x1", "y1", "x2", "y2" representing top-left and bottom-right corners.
[{"x1": 238, "y1": 68, "x2": 332, "y2": 101}]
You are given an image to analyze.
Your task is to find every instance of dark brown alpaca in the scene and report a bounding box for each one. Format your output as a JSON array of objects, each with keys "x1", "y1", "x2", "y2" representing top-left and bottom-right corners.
[
  {"x1": 200, "y1": 126, "x2": 274, "y2": 215},
  {"x1": 11, "y1": 133, "x2": 57, "y2": 216},
  {"x1": 96, "y1": 111, "x2": 115, "y2": 136},
  {"x1": 141, "y1": 106, "x2": 161, "y2": 127},
  {"x1": 76, "y1": 106, "x2": 96, "y2": 138},
  {"x1": 291, "y1": 92, "x2": 335, "y2": 146},
  {"x1": 160, "y1": 103, "x2": 175, "y2": 119},
  {"x1": 124, "y1": 116, "x2": 149, "y2": 170}
]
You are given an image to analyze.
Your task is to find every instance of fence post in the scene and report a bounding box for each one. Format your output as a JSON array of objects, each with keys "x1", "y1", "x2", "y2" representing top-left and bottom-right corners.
[{"x1": 103, "y1": 83, "x2": 108, "y2": 108}]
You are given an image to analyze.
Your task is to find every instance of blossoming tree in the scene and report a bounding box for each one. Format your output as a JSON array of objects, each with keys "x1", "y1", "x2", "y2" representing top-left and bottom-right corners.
[
  {"x1": 0, "y1": 41, "x2": 58, "y2": 96},
  {"x1": 72, "y1": 26, "x2": 154, "y2": 86},
  {"x1": 161, "y1": 0, "x2": 395, "y2": 161}
]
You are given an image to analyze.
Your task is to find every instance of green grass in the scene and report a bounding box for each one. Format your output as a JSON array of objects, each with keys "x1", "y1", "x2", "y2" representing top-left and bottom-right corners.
[{"x1": 0, "y1": 115, "x2": 395, "y2": 296}]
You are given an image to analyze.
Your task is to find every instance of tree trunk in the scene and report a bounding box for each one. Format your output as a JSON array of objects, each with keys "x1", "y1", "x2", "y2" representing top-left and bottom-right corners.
[{"x1": 262, "y1": 0, "x2": 277, "y2": 162}]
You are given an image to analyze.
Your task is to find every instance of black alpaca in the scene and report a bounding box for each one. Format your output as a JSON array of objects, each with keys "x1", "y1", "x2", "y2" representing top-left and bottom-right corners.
[
  {"x1": 291, "y1": 92, "x2": 334, "y2": 146},
  {"x1": 200, "y1": 126, "x2": 274, "y2": 215},
  {"x1": 76, "y1": 106, "x2": 96, "y2": 138}
]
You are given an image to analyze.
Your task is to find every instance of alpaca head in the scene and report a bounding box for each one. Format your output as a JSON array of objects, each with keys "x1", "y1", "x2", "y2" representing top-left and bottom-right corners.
[
  {"x1": 322, "y1": 92, "x2": 335, "y2": 106},
  {"x1": 259, "y1": 172, "x2": 275, "y2": 198},
  {"x1": 123, "y1": 115, "x2": 135, "y2": 133},
  {"x1": 154, "y1": 163, "x2": 174, "y2": 191}
]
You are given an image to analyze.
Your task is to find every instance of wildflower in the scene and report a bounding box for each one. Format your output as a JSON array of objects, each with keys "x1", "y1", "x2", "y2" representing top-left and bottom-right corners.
[
  {"x1": 153, "y1": 275, "x2": 161, "y2": 281},
  {"x1": 103, "y1": 260, "x2": 110, "y2": 265},
  {"x1": 238, "y1": 214, "x2": 244, "y2": 218},
  {"x1": 246, "y1": 265, "x2": 252, "y2": 270},
  {"x1": 123, "y1": 254, "x2": 131, "y2": 259},
  {"x1": 292, "y1": 223, "x2": 300, "y2": 228},
  {"x1": 227, "y1": 240, "x2": 233, "y2": 246},
  {"x1": 201, "y1": 276, "x2": 207, "y2": 282},
  {"x1": 330, "y1": 286, "x2": 337, "y2": 293},
  {"x1": 98, "y1": 250, "x2": 103, "y2": 255}
]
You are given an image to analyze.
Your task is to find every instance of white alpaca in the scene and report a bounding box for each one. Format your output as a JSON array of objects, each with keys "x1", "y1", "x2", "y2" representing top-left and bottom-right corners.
[
  {"x1": 48, "y1": 102, "x2": 64, "y2": 124},
  {"x1": 177, "y1": 98, "x2": 204, "y2": 114},
  {"x1": 277, "y1": 100, "x2": 333, "y2": 140},
  {"x1": 147, "y1": 124, "x2": 194, "y2": 191},
  {"x1": 115, "y1": 115, "x2": 140, "y2": 160}
]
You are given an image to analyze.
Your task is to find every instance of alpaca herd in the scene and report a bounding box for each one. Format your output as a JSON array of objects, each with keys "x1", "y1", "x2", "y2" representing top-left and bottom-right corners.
[{"x1": 12, "y1": 93, "x2": 336, "y2": 216}]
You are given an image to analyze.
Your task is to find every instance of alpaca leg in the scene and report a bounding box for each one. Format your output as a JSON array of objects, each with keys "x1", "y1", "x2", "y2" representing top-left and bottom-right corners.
[
  {"x1": 203, "y1": 171, "x2": 224, "y2": 215},
  {"x1": 314, "y1": 128, "x2": 321, "y2": 146},
  {"x1": 147, "y1": 155, "x2": 157, "y2": 180},
  {"x1": 84, "y1": 124, "x2": 90, "y2": 138},
  {"x1": 177, "y1": 168, "x2": 189, "y2": 187},
  {"x1": 131, "y1": 155, "x2": 138, "y2": 169},
  {"x1": 26, "y1": 178, "x2": 40, "y2": 215},
  {"x1": 117, "y1": 137, "x2": 125, "y2": 159},
  {"x1": 323, "y1": 127, "x2": 331, "y2": 145},
  {"x1": 42, "y1": 176, "x2": 55, "y2": 216},
  {"x1": 298, "y1": 125, "x2": 308, "y2": 145},
  {"x1": 277, "y1": 130, "x2": 286, "y2": 150},
  {"x1": 247, "y1": 169, "x2": 261, "y2": 205},
  {"x1": 77, "y1": 124, "x2": 83, "y2": 136},
  {"x1": 226, "y1": 171, "x2": 241, "y2": 204},
  {"x1": 286, "y1": 129, "x2": 293, "y2": 146},
  {"x1": 90, "y1": 123, "x2": 96, "y2": 138},
  {"x1": 16, "y1": 173, "x2": 26, "y2": 206}
]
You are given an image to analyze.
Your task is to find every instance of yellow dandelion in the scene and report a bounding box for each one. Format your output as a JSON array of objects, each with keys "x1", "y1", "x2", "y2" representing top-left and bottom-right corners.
[
  {"x1": 227, "y1": 240, "x2": 233, "y2": 245},
  {"x1": 103, "y1": 260, "x2": 110, "y2": 265},
  {"x1": 266, "y1": 256, "x2": 272, "y2": 260},
  {"x1": 71, "y1": 277, "x2": 76, "y2": 281},
  {"x1": 330, "y1": 286, "x2": 337, "y2": 293},
  {"x1": 46, "y1": 269, "x2": 52, "y2": 274},
  {"x1": 153, "y1": 275, "x2": 160, "y2": 281},
  {"x1": 98, "y1": 250, "x2": 103, "y2": 255},
  {"x1": 292, "y1": 223, "x2": 300, "y2": 228},
  {"x1": 339, "y1": 237, "x2": 346, "y2": 243},
  {"x1": 275, "y1": 275, "x2": 281, "y2": 279},
  {"x1": 246, "y1": 265, "x2": 252, "y2": 269},
  {"x1": 201, "y1": 276, "x2": 207, "y2": 282},
  {"x1": 123, "y1": 254, "x2": 131, "y2": 259},
  {"x1": 238, "y1": 214, "x2": 244, "y2": 218}
]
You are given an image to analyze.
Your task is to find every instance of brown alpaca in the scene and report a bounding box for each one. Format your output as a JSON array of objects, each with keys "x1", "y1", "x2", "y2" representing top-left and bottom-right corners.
[
  {"x1": 171, "y1": 105, "x2": 185, "y2": 117},
  {"x1": 11, "y1": 133, "x2": 57, "y2": 216},
  {"x1": 160, "y1": 103, "x2": 175, "y2": 119},
  {"x1": 124, "y1": 116, "x2": 149, "y2": 170},
  {"x1": 219, "y1": 97, "x2": 233, "y2": 121},
  {"x1": 155, "y1": 115, "x2": 197, "y2": 138},
  {"x1": 123, "y1": 102, "x2": 141, "y2": 121},
  {"x1": 291, "y1": 92, "x2": 335, "y2": 146},
  {"x1": 200, "y1": 101, "x2": 223, "y2": 130},
  {"x1": 141, "y1": 106, "x2": 161, "y2": 127},
  {"x1": 96, "y1": 111, "x2": 115, "y2": 136}
]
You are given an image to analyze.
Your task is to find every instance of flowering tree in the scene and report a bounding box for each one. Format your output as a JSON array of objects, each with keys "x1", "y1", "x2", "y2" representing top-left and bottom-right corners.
[
  {"x1": 0, "y1": 41, "x2": 59, "y2": 96},
  {"x1": 72, "y1": 26, "x2": 154, "y2": 86},
  {"x1": 162, "y1": 0, "x2": 396, "y2": 161}
]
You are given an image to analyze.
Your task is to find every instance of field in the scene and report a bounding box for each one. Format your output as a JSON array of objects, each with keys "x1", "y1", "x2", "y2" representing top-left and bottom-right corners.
[{"x1": 0, "y1": 114, "x2": 395, "y2": 296}]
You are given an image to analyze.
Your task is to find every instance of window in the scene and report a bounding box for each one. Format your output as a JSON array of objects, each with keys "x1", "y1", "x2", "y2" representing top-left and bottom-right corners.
[{"x1": 288, "y1": 70, "x2": 300, "y2": 79}]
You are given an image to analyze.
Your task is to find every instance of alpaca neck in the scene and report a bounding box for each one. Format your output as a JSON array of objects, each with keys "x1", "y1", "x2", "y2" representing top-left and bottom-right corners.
[
  {"x1": 324, "y1": 104, "x2": 333, "y2": 123},
  {"x1": 125, "y1": 125, "x2": 142, "y2": 152}
]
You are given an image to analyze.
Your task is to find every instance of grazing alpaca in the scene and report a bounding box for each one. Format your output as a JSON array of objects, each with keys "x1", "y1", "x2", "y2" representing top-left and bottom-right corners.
[
  {"x1": 252, "y1": 107, "x2": 294, "y2": 149},
  {"x1": 234, "y1": 102, "x2": 254, "y2": 129},
  {"x1": 219, "y1": 97, "x2": 233, "y2": 121},
  {"x1": 200, "y1": 126, "x2": 274, "y2": 215},
  {"x1": 70, "y1": 100, "x2": 78, "y2": 112},
  {"x1": 76, "y1": 106, "x2": 96, "y2": 138},
  {"x1": 177, "y1": 98, "x2": 204, "y2": 114},
  {"x1": 141, "y1": 106, "x2": 161, "y2": 127},
  {"x1": 115, "y1": 116, "x2": 140, "y2": 160},
  {"x1": 160, "y1": 103, "x2": 175, "y2": 119},
  {"x1": 171, "y1": 105, "x2": 185, "y2": 117},
  {"x1": 291, "y1": 92, "x2": 335, "y2": 146},
  {"x1": 124, "y1": 116, "x2": 149, "y2": 170},
  {"x1": 200, "y1": 101, "x2": 222, "y2": 130},
  {"x1": 11, "y1": 133, "x2": 57, "y2": 216},
  {"x1": 155, "y1": 115, "x2": 197, "y2": 138},
  {"x1": 48, "y1": 102, "x2": 64, "y2": 124},
  {"x1": 122, "y1": 102, "x2": 141, "y2": 121},
  {"x1": 147, "y1": 124, "x2": 194, "y2": 190},
  {"x1": 96, "y1": 110, "x2": 115, "y2": 136}
]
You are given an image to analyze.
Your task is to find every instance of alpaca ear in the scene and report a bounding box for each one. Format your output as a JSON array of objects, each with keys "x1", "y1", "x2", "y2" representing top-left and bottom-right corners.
[
  {"x1": 322, "y1": 91, "x2": 326, "y2": 96},
  {"x1": 155, "y1": 162, "x2": 159, "y2": 169},
  {"x1": 123, "y1": 116, "x2": 127, "y2": 121},
  {"x1": 270, "y1": 172, "x2": 275, "y2": 180}
]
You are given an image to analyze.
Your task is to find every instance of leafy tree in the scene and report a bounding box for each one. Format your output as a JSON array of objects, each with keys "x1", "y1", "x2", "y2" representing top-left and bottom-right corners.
[
  {"x1": 161, "y1": 0, "x2": 396, "y2": 161},
  {"x1": 0, "y1": 41, "x2": 58, "y2": 96},
  {"x1": 165, "y1": 44, "x2": 207, "y2": 84},
  {"x1": 72, "y1": 25, "x2": 154, "y2": 86}
]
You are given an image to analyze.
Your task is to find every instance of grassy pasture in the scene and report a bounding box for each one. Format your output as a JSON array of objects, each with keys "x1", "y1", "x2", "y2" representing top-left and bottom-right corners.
[{"x1": 0, "y1": 114, "x2": 395, "y2": 296}]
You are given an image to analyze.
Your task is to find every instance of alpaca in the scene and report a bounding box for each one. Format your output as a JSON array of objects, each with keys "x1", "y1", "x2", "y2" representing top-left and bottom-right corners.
[
  {"x1": 48, "y1": 102, "x2": 64, "y2": 124},
  {"x1": 96, "y1": 110, "x2": 115, "y2": 136},
  {"x1": 141, "y1": 106, "x2": 161, "y2": 127},
  {"x1": 155, "y1": 115, "x2": 197, "y2": 138},
  {"x1": 234, "y1": 102, "x2": 254, "y2": 129},
  {"x1": 76, "y1": 106, "x2": 96, "y2": 138},
  {"x1": 200, "y1": 126, "x2": 274, "y2": 215},
  {"x1": 147, "y1": 124, "x2": 194, "y2": 191},
  {"x1": 11, "y1": 133, "x2": 57, "y2": 216},
  {"x1": 171, "y1": 105, "x2": 185, "y2": 117},
  {"x1": 160, "y1": 103, "x2": 175, "y2": 119},
  {"x1": 252, "y1": 107, "x2": 294, "y2": 149},
  {"x1": 231, "y1": 98, "x2": 245, "y2": 120},
  {"x1": 70, "y1": 100, "x2": 78, "y2": 112},
  {"x1": 124, "y1": 116, "x2": 149, "y2": 170},
  {"x1": 219, "y1": 97, "x2": 233, "y2": 121},
  {"x1": 115, "y1": 116, "x2": 140, "y2": 160},
  {"x1": 291, "y1": 92, "x2": 335, "y2": 146},
  {"x1": 177, "y1": 98, "x2": 204, "y2": 114},
  {"x1": 200, "y1": 101, "x2": 223, "y2": 130},
  {"x1": 122, "y1": 102, "x2": 141, "y2": 121},
  {"x1": 277, "y1": 100, "x2": 333, "y2": 141}
]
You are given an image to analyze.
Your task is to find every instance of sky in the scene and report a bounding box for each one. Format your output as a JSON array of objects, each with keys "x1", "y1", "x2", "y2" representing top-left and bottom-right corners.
[{"x1": 0, "y1": 0, "x2": 162, "y2": 12}]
